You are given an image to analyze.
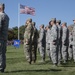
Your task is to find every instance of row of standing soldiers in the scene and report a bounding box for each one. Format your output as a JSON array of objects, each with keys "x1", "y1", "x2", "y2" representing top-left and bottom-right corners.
[{"x1": 24, "y1": 18, "x2": 75, "y2": 66}]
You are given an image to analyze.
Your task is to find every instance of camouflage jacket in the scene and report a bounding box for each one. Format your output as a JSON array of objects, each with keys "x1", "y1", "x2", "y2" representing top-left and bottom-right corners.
[
  {"x1": 24, "y1": 23, "x2": 33, "y2": 44},
  {"x1": 0, "y1": 12, "x2": 9, "y2": 40}
]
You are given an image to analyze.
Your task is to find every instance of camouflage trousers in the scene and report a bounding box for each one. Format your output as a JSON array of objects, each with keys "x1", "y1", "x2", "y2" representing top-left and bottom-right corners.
[
  {"x1": 68, "y1": 45, "x2": 73, "y2": 60},
  {"x1": 32, "y1": 44, "x2": 37, "y2": 62},
  {"x1": 24, "y1": 44, "x2": 32, "y2": 63},
  {"x1": 50, "y1": 43, "x2": 58, "y2": 64},
  {"x1": 39, "y1": 43, "x2": 45, "y2": 60},
  {"x1": 62, "y1": 44, "x2": 68, "y2": 61},
  {"x1": 57, "y1": 42, "x2": 62, "y2": 63},
  {"x1": 0, "y1": 40, "x2": 7, "y2": 70},
  {"x1": 46, "y1": 43, "x2": 50, "y2": 58},
  {"x1": 73, "y1": 45, "x2": 75, "y2": 61}
]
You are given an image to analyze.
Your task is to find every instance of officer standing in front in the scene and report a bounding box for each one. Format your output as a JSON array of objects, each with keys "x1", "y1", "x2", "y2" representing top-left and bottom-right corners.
[{"x1": 0, "y1": 3, "x2": 9, "y2": 72}]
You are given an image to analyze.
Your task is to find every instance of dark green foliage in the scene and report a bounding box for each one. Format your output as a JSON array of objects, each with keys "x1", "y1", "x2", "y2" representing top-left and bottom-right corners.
[{"x1": 8, "y1": 25, "x2": 25, "y2": 40}]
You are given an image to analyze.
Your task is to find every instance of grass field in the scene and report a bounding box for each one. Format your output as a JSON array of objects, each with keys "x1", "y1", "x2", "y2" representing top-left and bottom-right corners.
[{"x1": 0, "y1": 45, "x2": 75, "y2": 75}]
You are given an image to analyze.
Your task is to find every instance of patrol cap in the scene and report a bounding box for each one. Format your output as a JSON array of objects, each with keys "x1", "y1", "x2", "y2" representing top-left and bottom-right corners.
[
  {"x1": 41, "y1": 24, "x2": 44, "y2": 28},
  {"x1": 56, "y1": 20, "x2": 61, "y2": 23},
  {"x1": 0, "y1": 3, "x2": 5, "y2": 8},
  {"x1": 50, "y1": 18, "x2": 56, "y2": 22},
  {"x1": 27, "y1": 18, "x2": 32, "y2": 22},
  {"x1": 73, "y1": 19, "x2": 75, "y2": 21},
  {"x1": 62, "y1": 22, "x2": 67, "y2": 25}
]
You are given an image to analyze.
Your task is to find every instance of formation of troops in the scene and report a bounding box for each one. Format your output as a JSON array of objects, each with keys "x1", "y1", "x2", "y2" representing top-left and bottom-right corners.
[
  {"x1": 24, "y1": 18, "x2": 75, "y2": 66},
  {"x1": 0, "y1": 2, "x2": 75, "y2": 73}
]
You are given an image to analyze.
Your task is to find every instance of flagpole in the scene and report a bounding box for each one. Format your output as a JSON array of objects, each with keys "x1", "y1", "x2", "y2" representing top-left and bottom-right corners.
[{"x1": 18, "y1": 3, "x2": 20, "y2": 40}]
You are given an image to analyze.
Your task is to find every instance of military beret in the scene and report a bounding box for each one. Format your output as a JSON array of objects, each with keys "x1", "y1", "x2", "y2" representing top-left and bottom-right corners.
[
  {"x1": 50, "y1": 18, "x2": 56, "y2": 22},
  {"x1": 27, "y1": 18, "x2": 32, "y2": 22},
  {"x1": 73, "y1": 19, "x2": 75, "y2": 21},
  {"x1": 0, "y1": 3, "x2": 5, "y2": 8},
  {"x1": 56, "y1": 20, "x2": 61, "y2": 23}
]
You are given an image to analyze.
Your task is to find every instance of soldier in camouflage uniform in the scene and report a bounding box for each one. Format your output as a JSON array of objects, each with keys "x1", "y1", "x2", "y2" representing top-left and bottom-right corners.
[
  {"x1": 61, "y1": 22, "x2": 69, "y2": 63},
  {"x1": 0, "y1": 3, "x2": 9, "y2": 72},
  {"x1": 38, "y1": 24, "x2": 46, "y2": 62},
  {"x1": 56, "y1": 20, "x2": 62, "y2": 64},
  {"x1": 49, "y1": 18, "x2": 58, "y2": 66},
  {"x1": 32, "y1": 22, "x2": 38, "y2": 63},
  {"x1": 46, "y1": 25, "x2": 51, "y2": 59},
  {"x1": 68, "y1": 32, "x2": 73, "y2": 60},
  {"x1": 72, "y1": 19, "x2": 75, "y2": 62},
  {"x1": 24, "y1": 18, "x2": 33, "y2": 64}
]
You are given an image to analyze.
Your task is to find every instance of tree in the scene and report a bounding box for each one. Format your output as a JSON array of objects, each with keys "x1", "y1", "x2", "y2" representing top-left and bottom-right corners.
[
  {"x1": 19, "y1": 25, "x2": 25, "y2": 40},
  {"x1": 8, "y1": 25, "x2": 25, "y2": 40},
  {"x1": 8, "y1": 29, "x2": 14, "y2": 40},
  {"x1": 13, "y1": 26, "x2": 18, "y2": 39}
]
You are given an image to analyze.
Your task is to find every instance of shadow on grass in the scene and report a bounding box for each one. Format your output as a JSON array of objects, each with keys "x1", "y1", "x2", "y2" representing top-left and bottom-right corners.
[
  {"x1": 59, "y1": 65, "x2": 75, "y2": 67},
  {"x1": 5, "y1": 69, "x2": 62, "y2": 73},
  {"x1": 58, "y1": 62, "x2": 75, "y2": 67},
  {"x1": 36, "y1": 60, "x2": 52, "y2": 65}
]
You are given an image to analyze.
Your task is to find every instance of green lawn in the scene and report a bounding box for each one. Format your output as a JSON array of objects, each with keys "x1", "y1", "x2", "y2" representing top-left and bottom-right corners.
[{"x1": 0, "y1": 45, "x2": 75, "y2": 75}]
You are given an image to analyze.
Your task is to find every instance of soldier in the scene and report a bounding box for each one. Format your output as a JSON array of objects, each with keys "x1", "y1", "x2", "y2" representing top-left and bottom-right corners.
[
  {"x1": 38, "y1": 24, "x2": 46, "y2": 62},
  {"x1": 32, "y1": 22, "x2": 38, "y2": 63},
  {"x1": 49, "y1": 18, "x2": 58, "y2": 66},
  {"x1": 24, "y1": 18, "x2": 33, "y2": 64},
  {"x1": 68, "y1": 32, "x2": 73, "y2": 60},
  {"x1": 46, "y1": 25, "x2": 51, "y2": 59},
  {"x1": 0, "y1": 3, "x2": 9, "y2": 72},
  {"x1": 72, "y1": 19, "x2": 75, "y2": 62},
  {"x1": 61, "y1": 22, "x2": 69, "y2": 63},
  {"x1": 56, "y1": 20, "x2": 62, "y2": 64}
]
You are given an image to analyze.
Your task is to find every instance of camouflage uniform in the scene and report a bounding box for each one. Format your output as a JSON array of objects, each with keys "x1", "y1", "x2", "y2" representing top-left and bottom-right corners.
[
  {"x1": 49, "y1": 18, "x2": 58, "y2": 65},
  {"x1": 46, "y1": 26, "x2": 51, "y2": 58},
  {"x1": 24, "y1": 18, "x2": 33, "y2": 64},
  {"x1": 38, "y1": 25, "x2": 46, "y2": 62},
  {"x1": 68, "y1": 32, "x2": 73, "y2": 60},
  {"x1": 32, "y1": 22, "x2": 38, "y2": 63},
  {"x1": 72, "y1": 22, "x2": 75, "y2": 62},
  {"x1": 0, "y1": 3, "x2": 9, "y2": 72},
  {"x1": 56, "y1": 20, "x2": 62, "y2": 64},
  {"x1": 62, "y1": 22, "x2": 69, "y2": 63}
]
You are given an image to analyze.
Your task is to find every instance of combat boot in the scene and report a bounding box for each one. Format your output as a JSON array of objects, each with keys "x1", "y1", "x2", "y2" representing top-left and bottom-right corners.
[
  {"x1": 0, "y1": 69, "x2": 4, "y2": 73},
  {"x1": 63, "y1": 60, "x2": 67, "y2": 63},
  {"x1": 53, "y1": 63, "x2": 57, "y2": 67}
]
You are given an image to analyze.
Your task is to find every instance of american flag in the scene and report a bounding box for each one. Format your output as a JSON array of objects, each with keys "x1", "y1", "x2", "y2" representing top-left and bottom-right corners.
[{"x1": 20, "y1": 4, "x2": 35, "y2": 15}]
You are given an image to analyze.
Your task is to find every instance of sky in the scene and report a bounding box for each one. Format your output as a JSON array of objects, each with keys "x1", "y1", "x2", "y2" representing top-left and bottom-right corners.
[{"x1": 0, "y1": 0, "x2": 75, "y2": 28}]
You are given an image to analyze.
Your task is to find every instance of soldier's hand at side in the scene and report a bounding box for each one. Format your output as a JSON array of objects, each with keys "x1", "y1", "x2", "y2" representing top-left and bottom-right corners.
[
  {"x1": 26, "y1": 41, "x2": 28, "y2": 44},
  {"x1": 26, "y1": 39, "x2": 29, "y2": 44}
]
